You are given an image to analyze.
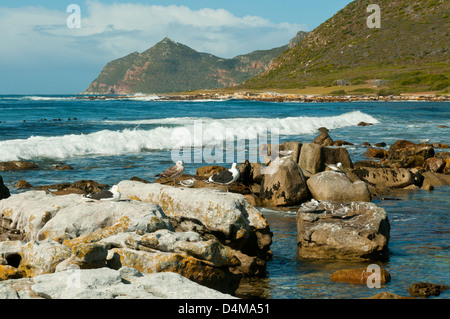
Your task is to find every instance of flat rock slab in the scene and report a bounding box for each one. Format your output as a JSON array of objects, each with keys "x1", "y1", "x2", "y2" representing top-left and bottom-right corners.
[{"x1": 0, "y1": 267, "x2": 237, "y2": 299}]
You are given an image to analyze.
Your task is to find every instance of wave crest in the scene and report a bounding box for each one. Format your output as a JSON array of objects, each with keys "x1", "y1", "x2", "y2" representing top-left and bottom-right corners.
[{"x1": 0, "y1": 111, "x2": 379, "y2": 161}]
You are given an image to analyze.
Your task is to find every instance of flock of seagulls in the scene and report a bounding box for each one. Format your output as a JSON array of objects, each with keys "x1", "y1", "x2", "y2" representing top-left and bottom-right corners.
[{"x1": 83, "y1": 160, "x2": 241, "y2": 202}]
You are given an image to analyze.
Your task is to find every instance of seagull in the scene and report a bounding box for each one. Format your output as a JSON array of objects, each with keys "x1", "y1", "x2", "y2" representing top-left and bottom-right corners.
[
  {"x1": 326, "y1": 162, "x2": 343, "y2": 171},
  {"x1": 206, "y1": 163, "x2": 240, "y2": 192},
  {"x1": 83, "y1": 185, "x2": 121, "y2": 202},
  {"x1": 419, "y1": 139, "x2": 430, "y2": 144},
  {"x1": 279, "y1": 150, "x2": 293, "y2": 158},
  {"x1": 179, "y1": 178, "x2": 195, "y2": 188},
  {"x1": 156, "y1": 160, "x2": 185, "y2": 187}
]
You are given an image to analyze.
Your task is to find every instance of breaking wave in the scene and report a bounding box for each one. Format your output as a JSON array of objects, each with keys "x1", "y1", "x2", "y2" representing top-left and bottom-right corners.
[{"x1": 0, "y1": 111, "x2": 379, "y2": 161}]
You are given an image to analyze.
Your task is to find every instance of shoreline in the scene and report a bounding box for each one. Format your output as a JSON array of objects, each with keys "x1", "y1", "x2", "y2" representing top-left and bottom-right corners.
[{"x1": 76, "y1": 91, "x2": 450, "y2": 103}]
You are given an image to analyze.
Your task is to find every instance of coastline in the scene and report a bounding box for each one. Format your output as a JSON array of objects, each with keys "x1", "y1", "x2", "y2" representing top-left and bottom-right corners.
[{"x1": 77, "y1": 91, "x2": 450, "y2": 103}]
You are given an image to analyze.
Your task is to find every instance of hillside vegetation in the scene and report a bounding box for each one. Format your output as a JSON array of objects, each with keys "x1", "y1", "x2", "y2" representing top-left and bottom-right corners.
[{"x1": 240, "y1": 0, "x2": 450, "y2": 94}]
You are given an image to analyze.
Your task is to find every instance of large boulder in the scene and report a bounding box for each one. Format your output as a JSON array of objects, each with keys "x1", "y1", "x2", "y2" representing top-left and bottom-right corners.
[
  {"x1": 306, "y1": 171, "x2": 371, "y2": 202},
  {"x1": 117, "y1": 180, "x2": 272, "y2": 277},
  {"x1": 260, "y1": 157, "x2": 310, "y2": 207},
  {"x1": 298, "y1": 143, "x2": 353, "y2": 174},
  {"x1": 296, "y1": 201, "x2": 390, "y2": 260}
]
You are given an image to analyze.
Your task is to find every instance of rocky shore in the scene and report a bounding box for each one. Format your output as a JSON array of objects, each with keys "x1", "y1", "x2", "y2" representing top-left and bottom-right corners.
[
  {"x1": 77, "y1": 91, "x2": 450, "y2": 103},
  {"x1": 1, "y1": 127, "x2": 449, "y2": 299}
]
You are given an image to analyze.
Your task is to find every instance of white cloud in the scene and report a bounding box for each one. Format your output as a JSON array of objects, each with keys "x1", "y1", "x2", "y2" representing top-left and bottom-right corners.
[{"x1": 0, "y1": 1, "x2": 306, "y2": 93}]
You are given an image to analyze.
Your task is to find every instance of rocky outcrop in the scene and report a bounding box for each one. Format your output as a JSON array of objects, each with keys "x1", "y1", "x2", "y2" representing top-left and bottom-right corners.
[
  {"x1": 260, "y1": 157, "x2": 310, "y2": 207},
  {"x1": 0, "y1": 267, "x2": 236, "y2": 299},
  {"x1": 116, "y1": 181, "x2": 272, "y2": 277},
  {"x1": 296, "y1": 201, "x2": 390, "y2": 260},
  {"x1": 0, "y1": 186, "x2": 264, "y2": 294},
  {"x1": 407, "y1": 282, "x2": 449, "y2": 297},
  {"x1": 385, "y1": 140, "x2": 435, "y2": 168},
  {"x1": 307, "y1": 171, "x2": 371, "y2": 202},
  {"x1": 0, "y1": 161, "x2": 38, "y2": 171}
]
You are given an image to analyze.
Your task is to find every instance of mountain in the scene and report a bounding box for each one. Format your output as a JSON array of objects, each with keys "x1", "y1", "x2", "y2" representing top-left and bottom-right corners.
[
  {"x1": 82, "y1": 38, "x2": 288, "y2": 94},
  {"x1": 240, "y1": 0, "x2": 450, "y2": 94}
]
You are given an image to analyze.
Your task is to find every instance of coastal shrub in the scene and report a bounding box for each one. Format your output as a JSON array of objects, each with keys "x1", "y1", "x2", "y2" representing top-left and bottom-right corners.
[
  {"x1": 349, "y1": 88, "x2": 376, "y2": 94},
  {"x1": 330, "y1": 90, "x2": 347, "y2": 95}
]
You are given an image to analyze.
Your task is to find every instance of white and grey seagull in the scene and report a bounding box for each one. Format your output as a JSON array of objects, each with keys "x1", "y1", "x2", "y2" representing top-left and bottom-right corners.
[
  {"x1": 206, "y1": 163, "x2": 240, "y2": 192},
  {"x1": 83, "y1": 185, "x2": 121, "y2": 202},
  {"x1": 326, "y1": 162, "x2": 343, "y2": 172},
  {"x1": 156, "y1": 160, "x2": 185, "y2": 187}
]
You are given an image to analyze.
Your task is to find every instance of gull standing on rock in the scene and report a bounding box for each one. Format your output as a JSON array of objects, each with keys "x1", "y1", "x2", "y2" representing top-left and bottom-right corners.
[
  {"x1": 83, "y1": 185, "x2": 121, "y2": 202},
  {"x1": 206, "y1": 163, "x2": 240, "y2": 192},
  {"x1": 156, "y1": 160, "x2": 185, "y2": 187}
]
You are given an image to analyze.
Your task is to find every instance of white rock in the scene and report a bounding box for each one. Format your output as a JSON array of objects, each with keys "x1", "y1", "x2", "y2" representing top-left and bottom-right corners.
[
  {"x1": 0, "y1": 191, "x2": 172, "y2": 241},
  {"x1": 117, "y1": 181, "x2": 269, "y2": 242},
  {"x1": 23, "y1": 267, "x2": 237, "y2": 299}
]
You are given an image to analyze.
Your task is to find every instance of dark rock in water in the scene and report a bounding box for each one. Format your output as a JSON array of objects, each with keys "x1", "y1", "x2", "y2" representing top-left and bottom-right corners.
[
  {"x1": 364, "y1": 147, "x2": 388, "y2": 159},
  {"x1": 0, "y1": 176, "x2": 11, "y2": 200},
  {"x1": 53, "y1": 164, "x2": 74, "y2": 171},
  {"x1": 358, "y1": 121, "x2": 373, "y2": 126},
  {"x1": 330, "y1": 267, "x2": 391, "y2": 285},
  {"x1": 311, "y1": 127, "x2": 333, "y2": 146},
  {"x1": 15, "y1": 180, "x2": 33, "y2": 189},
  {"x1": 407, "y1": 283, "x2": 449, "y2": 297},
  {"x1": 385, "y1": 140, "x2": 435, "y2": 168},
  {"x1": 332, "y1": 140, "x2": 354, "y2": 146},
  {"x1": 374, "y1": 142, "x2": 387, "y2": 147},
  {"x1": 0, "y1": 161, "x2": 39, "y2": 171}
]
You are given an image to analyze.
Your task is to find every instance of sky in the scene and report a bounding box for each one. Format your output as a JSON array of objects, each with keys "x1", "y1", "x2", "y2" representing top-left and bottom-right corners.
[{"x1": 0, "y1": 0, "x2": 353, "y2": 94}]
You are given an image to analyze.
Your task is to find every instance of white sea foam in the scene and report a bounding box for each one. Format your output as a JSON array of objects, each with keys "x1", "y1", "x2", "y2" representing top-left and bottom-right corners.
[{"x1": 0, "y1": 111, "x2": 380, "y2": 161}]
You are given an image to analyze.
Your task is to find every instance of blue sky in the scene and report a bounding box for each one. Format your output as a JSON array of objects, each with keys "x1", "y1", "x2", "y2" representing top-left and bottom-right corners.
[{"x1": 0, "y1": 0, "x2": 353, "y2": 94}]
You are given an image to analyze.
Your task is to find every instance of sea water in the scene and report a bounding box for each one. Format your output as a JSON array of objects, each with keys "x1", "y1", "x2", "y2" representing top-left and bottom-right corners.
[{"x1": 0, "y1": 96, "x2": 449, "y2": 298}]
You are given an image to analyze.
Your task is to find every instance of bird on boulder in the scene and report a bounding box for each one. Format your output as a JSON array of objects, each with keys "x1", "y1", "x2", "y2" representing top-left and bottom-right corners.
[
  {"x1": 326, "y1": 162, "x2": 343, "y2": 172},
  {"x1": 156, "y1": 161, "x2": 185, "y2": 187},
  {"x1": 206, "y1": 163, "x2": 240, "y2": 192},
  {"x1": 83, "y1": 185, "x2": 121, "y2": 202}
]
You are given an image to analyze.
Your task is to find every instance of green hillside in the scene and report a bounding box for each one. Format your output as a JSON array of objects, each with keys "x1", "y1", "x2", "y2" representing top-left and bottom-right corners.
[
  {"x1": 240, "y1": 0, "x2": 450, "y2": 94},
  {"x1": 83, "y1": 38, "x2": 287, "y2": 94}
]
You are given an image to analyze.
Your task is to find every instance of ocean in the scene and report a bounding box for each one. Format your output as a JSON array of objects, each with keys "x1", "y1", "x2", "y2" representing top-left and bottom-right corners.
[{"x1": 0, "y1": 95, "x2": 449, "y2": 299}]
